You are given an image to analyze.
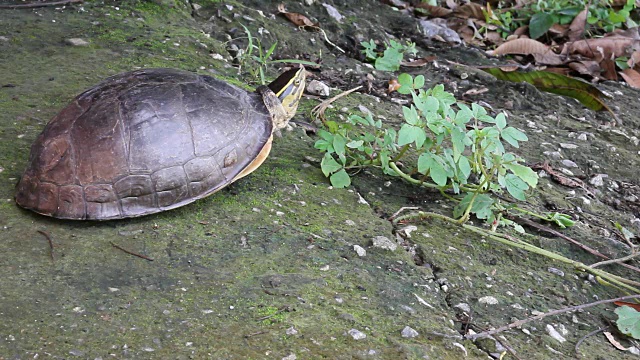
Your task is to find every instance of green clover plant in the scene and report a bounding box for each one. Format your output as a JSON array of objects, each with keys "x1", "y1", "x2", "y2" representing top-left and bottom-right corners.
[{"x1": 315, "y1": 73, "x2": 540, "y2": 225}]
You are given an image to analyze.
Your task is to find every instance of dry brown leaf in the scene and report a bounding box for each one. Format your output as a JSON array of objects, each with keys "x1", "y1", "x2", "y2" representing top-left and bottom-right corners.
[
  {"x1": 278, "y1": 3, "x2": 319, "y2": 29},
  {"x1": 513, "y1": 26, "x2": 529, "y2": 37},
  {"x1": 533, "y1": 52, "x2": 566, "y2": 66},
  {"x1": 548, "y1": 23, "x2": 568, "y2": 36},
  {"x1": 564, "y1": 37, "x2": 640, "y2": 60},
  {"x1": 568, "y1": 60, "x2": 602, "y2": 78},
  {"x1": 620, "y1": 68, "x2": 640, "y2": 88},
  {"x1": 541, "y1": 67, "x2": 571, "y2": 75},
  {"x1": 484, "y1": 31, "x2": 504, "y2": 46},
  {"x1": 601, "y1": 58, "x2": 618, "y2": 80},
  {"x1": 629, "y1": 50, "x2": 640, "y2": 69},
  {"x1": 413, "y1": 3, "x2": 453, "y2": 17},
  {"x1": 453, "y1": 2, "x2": 484, "y2": 19},
  {"x1": 604, "y1": 332, "x2": 633, "y2": 352},
  {"x1": 614, "y1": 301, "x2": 640, "y2": 311},
  {"x1": 491, "y1": 38, "x2": 551, "y2": 56},
  {"x1": 568, "y1": 6, "x2": 588, "y2": 41},
  {"x1": 388, "y1": 79, "x2": 401, "y2": 93}
]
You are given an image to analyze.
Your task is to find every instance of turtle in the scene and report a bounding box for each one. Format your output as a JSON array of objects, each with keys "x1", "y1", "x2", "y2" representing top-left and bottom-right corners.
[{"x1": 15, "y1": 66, "x2": 306, "y2": 220}]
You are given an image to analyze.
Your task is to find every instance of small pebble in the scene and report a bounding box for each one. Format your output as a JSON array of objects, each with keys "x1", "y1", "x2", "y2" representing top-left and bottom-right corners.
[
  {"x1": 589, "y1": 174, "x2": 608, "y2": 187},
  {"x1": 559, "y1": 143, "x2": 578, "y2": 149},
  {"x1": 348, "y1": 329, "x2": 366, "y2": 340},
  {"x1": 560, "y1": 159, "x2": 578, "y2": 168},
  {"x1": 306, "y1": 80, "x2": 330, "y2": 97},
  {"x1": 353, "y1": 245, "x2": 366, "y2": 257},
  {"x1": 322, "y1": 3, "x2": 344, "y2": 22},
  {"x1": 548, "y1": 267, "x2": 565, "y2": 277},
  {"x1": 478, "y1": 296, "x2": 499, "y2": 305},
  {"x1": 546, "y1": 324, "x2": 566, "y2": 343},
  {"x1": 282, "y1": 355, "x2": 296, "y2": 360},
  {"x1": 286, "y1": 326, "x2": 298, "y2": 335},
  {"x1": 345, "y1": 219, "x2": 356, "y2": 226},
  {"x1": 372, "y1": 236, "x2": 397, "y2": 251},
  {"x1": 65, "y1": 38, "x2": 89, "y2": 46},
  {"x1": 401, "y1": 326, "x2": 419, "y2": 338}
]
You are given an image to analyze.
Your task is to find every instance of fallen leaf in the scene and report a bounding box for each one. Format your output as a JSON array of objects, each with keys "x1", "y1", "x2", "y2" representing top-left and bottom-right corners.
[
  {"x1": 620, "y1": 68, "x2": 640, "y2": 88},
  {"x1": 388, "y1": 78, "x2": 401, "y2": 93},
  {"x1": 567, "y1": 6, "x2": 588, "y2": 41},
  {"x1": 604, "y1": 331, "x2": 635, "y2": 352},
  {"x1": 413, "y1": 3, "x2": 453, "y2": 17},
  {"x1": 453, "y1": 2, "x2": 485, "y2": 19},
  {"x1": 278, "y1": 3, "x2": 319, "y2": 29},
  {"x1": 629, "y1": 50, "x2": 640, "y2": 69},
  {"x1": 490, "y1": 38, "x2": 551, "y2": 56},
  {"x1": 614, "y1": 301, "x2": 640, "y2": 312},
  {"x1": 601, "y1": 58, "x2": 618, "y2": 81},
  {"x1": 568, "y1": 60, "x2": 602, "y2": 78},
  {"x1": 563, "y1": 36, "x2": 640, "y2": 60},
  {"x1": 482, "y1": 67, "x2": 613, "y2": 112},
  {"x1": 533, "y1": 52, "x2": 567, "y2": 66}
]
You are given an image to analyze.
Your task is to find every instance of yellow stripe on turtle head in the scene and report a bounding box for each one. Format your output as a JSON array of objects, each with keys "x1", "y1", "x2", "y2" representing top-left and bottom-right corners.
[{"x1": 268, "y1": 66, "x2": 306, "y2": 121}]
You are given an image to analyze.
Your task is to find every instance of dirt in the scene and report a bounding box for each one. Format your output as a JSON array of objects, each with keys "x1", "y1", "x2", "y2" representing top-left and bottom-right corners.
[{"x1": 0, "y1": 0, "x2": 639, "y2": 359}]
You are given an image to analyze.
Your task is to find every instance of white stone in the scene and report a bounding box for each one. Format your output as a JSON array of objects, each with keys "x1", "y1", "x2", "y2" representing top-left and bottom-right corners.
[
  {"x1": 306, "y1": 80, "x2": 330, "y2": 97},
  {"x1": 546, "y1": 324, "x2": 566, "y2": 343},
  {"x1": 589, "y1": 174, "x2": 608, "y2": 187},
  {"x1": 559, "y1": 143, "x2": 578, "y2": 149},
  {"x1": 348, "y1": 329, "x2": 366, "y2": 340},
  {"x1": 286, "y1": 326, "x2": 298, "y2": 335},
  {"x1": 65, "y1": 38, "x2": 89, "y2": 46},
  {"x1": 322, "y1": 3, "x2": 343, "y2": 22},
  {"x1": 478, "y1": 296, "x2": 499, "y2": 305},
  {"x1": 372, "y1": 236, "x2": 397, "y2": 251},
  {"x1": 401, "y1": 326, "x2": 419, "y2": 338},
  {"x1": 353, "y1": 245, "x2": 366, "y2": 257},
  {"x1": 560, "y1": 159, "x2": 578, "y2": 168}
]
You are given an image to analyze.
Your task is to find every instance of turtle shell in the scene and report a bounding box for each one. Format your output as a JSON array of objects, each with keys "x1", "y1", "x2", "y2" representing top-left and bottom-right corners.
[{"x1": 15, "y1": 68, "x2": 274, "y2": 220}]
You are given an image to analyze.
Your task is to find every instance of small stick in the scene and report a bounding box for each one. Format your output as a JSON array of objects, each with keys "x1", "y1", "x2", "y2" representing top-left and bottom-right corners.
[
  {"x1": 389, "y1": 206, "x2": 420, "y2": 221},
  {"x1": 110, "y1": 242, "x2": 154, "y2": 261},
  {"x1": 0, "y1": 0, "x2": 83, "y2": 9},
  {"x1": 37, "y1": 230, "x2": 55, "y2": 262},
  {"x1": 244, "y1": 330, "x2": 266, "y2": 338},
  {"x1": 590, "y1": 252, "x2": 640, "y2": 269},
  {"x1": 575, "y1": 327, "x2": 607, "y2": 357},
  {"x1": 311, "y1": 86, "x2": 363, "y2": 124},
  {"x1": 466, "y1": 294, "x2": 640, "y2": 341}
]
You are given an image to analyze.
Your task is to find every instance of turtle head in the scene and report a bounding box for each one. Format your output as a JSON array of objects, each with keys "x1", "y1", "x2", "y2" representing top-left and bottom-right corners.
[{"x1": 264, "y1": 65, "x2": 306, "y2": 129}]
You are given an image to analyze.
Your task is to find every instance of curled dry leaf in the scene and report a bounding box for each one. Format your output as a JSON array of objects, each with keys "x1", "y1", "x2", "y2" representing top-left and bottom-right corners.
[
  {"x1": 453, "y1": 2, "x2": 485, "y2": 19},
  {"x1": 413, "y1": 3, "x2": 453, "y2": 17},
  {"x1": 567, "y1": 6, "x2": 588, "y2": 41},
  {"x1": 620, "y1": 68, "x2": 640, "y2": 89},
  {"x1": 604, "y1": 331, "x2": 637, "y2": 352},
  {"x1": 568, "y1": 60, "x2": 602, "y2": 78},
  {"x1": 278, "y1": 3, "x2": 319, "y2": 29},
  {"x1": 614, "y1": 301, "x2": 640, "y2": 312},
  {"x1": 563, "y1": 37, "x2": 640, "y2": 60},
  {"x1": 628, "y1": 50, "x2": 640, "y2": 69},
  {"x1": 490, "y1": 38, "x2": 551, "y2": 56},
  {"x1": 388, "y1": 79, "x2": 401, "y2": 93}
]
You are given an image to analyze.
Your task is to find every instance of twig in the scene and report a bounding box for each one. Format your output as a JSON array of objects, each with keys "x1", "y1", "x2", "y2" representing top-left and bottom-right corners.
[
  {"x1": 0, "y1": 0, "x2": 83, "y2": 9},
  {"x1": 37, "y1": 230, "x2": 55, "y2": 262},
  {"x1": 311, "y1": 85, "x2": 362, "y2": 124},
  {"x1": 110, "y1": 242, "x2": 154, "y2": 261},
  {"x1": 466, "y1": 295, "x2": 640, "y2": 341},
  {"x1": 590, "y1": 252, "x2": 640, "y2": 269},
  {"x1": 507, "y1": 215, "x2": 609, "y2": 260},
  {"x1": 575, "y1": 327, "x2": 607, "y2": 357},
  {"x1": 389, "y1": 206, "x2": 420, "y2": 221},
  {"x1": 244, "y1": 330, "x2": 266, "y2": 338},
  {"x1": 318, "y1": 28, "x2": 345, "y2": 53}
]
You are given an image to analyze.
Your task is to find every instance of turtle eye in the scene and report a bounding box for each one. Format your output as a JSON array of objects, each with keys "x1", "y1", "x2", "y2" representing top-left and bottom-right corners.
[{"x1": 294, "y1": 79, "x2": 300, "y2": 86}]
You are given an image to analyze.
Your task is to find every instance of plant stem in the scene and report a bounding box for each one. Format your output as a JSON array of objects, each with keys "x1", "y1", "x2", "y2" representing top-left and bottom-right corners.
[
  {"x1": 393, "y1": 211, "x2": 640, "y2": 294},
  {"x1": 391, "y1": 144, "x2": 410, "y2": 162}
]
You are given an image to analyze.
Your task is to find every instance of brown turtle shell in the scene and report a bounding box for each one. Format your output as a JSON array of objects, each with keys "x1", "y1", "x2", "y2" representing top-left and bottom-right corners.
[{"x1": 15, "y1": 68, "x2": 274, "y2": 220}]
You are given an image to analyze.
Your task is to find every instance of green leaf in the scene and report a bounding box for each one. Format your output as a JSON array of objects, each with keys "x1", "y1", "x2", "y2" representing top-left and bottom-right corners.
[
  {"x1": 398, "y1": 73, "x2": 413, "y2": 87},
  {"x1": 321, "y1": 153, "x2": 342, "y2": 177},
  {"x1": 314, "y1": 139, "x2": 330, "y2": 151},
  {"x1": 403, "y1": 106, "x2": 420, "y2": 126},
  {"x1": 454, "y1": 193, "x2": 494, "y2": 219},
  {"x1": 501, "y1": 127, "x2": 528, "y2": 148},
  {"x1": 458, "y1": 156, "x2": 471, "y2": 180},
  {"x1": 330, "y1": 169, "x2": 351, "y2": 188},
  {"x1": 450, "y1": 127, "x2": 466, "y2": 161},
  {"x1": 529, "y1": 12, "x2": 555, "y2": 39},
  {"x1": 503, "y1": 163, "x2": 538, "y2": 188},
  {"x1": 375, "y1": 46, "x2": 403, "y2": 71},
  {"x1": 333, "y1": 134, "x2": 347, "y2": 156},
  {"x1": 429, "y1": 157, "x2": 447, "y2": 187},
  {"x1": 504, "y1": 173, "x2": 529, "y2": 201},
  {"x1": 413, "y1": 75, "x2": 425, "y2": 89},
  {"x1": 398, "y1": 124, "x2": 422, "y2": 146},
  {"x1": 495, "y1": 113, "x2": 507, "y2": 130},
  {"x1": 616, "y1": 306, "x2": 640, "y2": 340},
  {"x1": 346, "y1": 140, "x2": 364, "y2": 148},
  {"x1": 550, "y1": 212, "x2": 575, "y2": 228}
]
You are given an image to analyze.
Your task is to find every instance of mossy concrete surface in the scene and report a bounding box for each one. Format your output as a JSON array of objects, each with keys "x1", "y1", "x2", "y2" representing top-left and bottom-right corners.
[{"x1": 0, "y1": 1, "x2": 639, "y2": 359}]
